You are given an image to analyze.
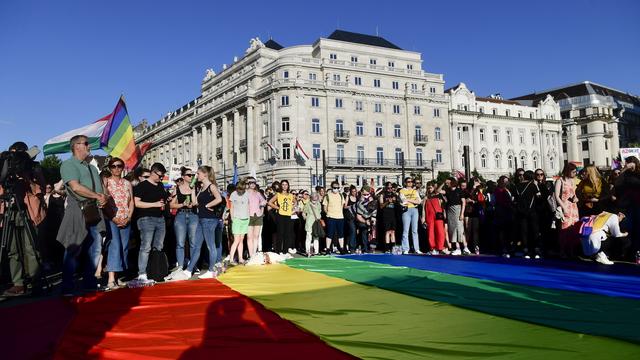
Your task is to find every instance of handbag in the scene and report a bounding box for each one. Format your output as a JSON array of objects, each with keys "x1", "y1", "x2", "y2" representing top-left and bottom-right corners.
[
  {"x1": 309, "y1": 203, "x2": 325, "y2": 238},
  {"x1": 429, "y1": 198, "x2": 445, "y2": 220},
  {"x1": 72, "y1": 164, "x2": 102, "y2": 226},
  {"x1": 102, "y1": 195, "x2": 117, "y2": 220}
]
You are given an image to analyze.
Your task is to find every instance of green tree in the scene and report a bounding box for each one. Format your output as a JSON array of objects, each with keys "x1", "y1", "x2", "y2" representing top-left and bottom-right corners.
[
  {"x1": 471, "y1": 169, "x2": 486, "y2": 183},
  {"x1": 40, "y1": 154, "x2": 62, "y2": 185},
  {"x1": 435, "y1": 171, "x2": 452, "y2": 184}
]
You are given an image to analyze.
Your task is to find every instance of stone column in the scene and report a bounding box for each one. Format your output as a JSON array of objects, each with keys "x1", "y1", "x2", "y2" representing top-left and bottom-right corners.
[
  {"x1": 610, "y1": 120, "x2": 620, "y2": 162},
  {"x1": 246, "y1": 104, "x2": 255, "y2": 170},
  {"x1": 233, "y1": 110, "x2": 240, "y2": 164},
  {"x1": 191, "y1": 127, "x2": 198, "y2": 167},
  {"x1": 211, "y1": 120, "x2": 218, "y2": 172},
  {"x1": 567, "y1": 124, "x2": 580, "y2": 163},
  {"x1": 222, "y1": 115, "x2": 229, "y2": 177},
  {"x1": 201, "y1": 123, "x2": 209, "y2": 166}
]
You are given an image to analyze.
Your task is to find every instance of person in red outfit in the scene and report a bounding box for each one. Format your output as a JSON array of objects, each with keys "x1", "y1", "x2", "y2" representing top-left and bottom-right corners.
[{"x1": 422, "y1": 181, "x2": 448, "y2": 254}]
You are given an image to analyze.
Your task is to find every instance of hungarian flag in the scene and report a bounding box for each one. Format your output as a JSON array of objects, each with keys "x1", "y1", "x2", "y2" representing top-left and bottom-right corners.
[
  {"x1": 43, "y1": 115, "x2": 111, "y2": 155},
  {"x1": 265, "y1": 143, "x2": 280, "y2": 159},
  {"x1": 294, "y1": 138, "x2": 310, "y2": 160}
]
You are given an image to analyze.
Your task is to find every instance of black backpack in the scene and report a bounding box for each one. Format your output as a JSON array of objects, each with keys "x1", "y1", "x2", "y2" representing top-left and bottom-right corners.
[{"x1": 147, "y1": 248, "x2": 169, "y2": 282}]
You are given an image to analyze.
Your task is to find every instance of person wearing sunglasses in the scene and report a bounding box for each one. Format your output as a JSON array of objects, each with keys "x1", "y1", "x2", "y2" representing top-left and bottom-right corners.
[
  {"x1": 167, "y1": 167, "x2": 198, "y2": 276},
  {"x1": 102, "y1": 157, "x2": 134, "y2": 290},
  {"x1": 321, "y1": 180, "x2": 348, "y2": 254},
  {"x1": 246, "y1": 177, "x2": 266, "y2": 258},
  {"x1": 57, "y1": 135, "x2": 109, "y2": 296},
  {"x1": 132, "y1": 162, "x2": 168, "y2": 286},
  {"x1": 399, "y1": 177, "x2": 423, "y2": 254}
]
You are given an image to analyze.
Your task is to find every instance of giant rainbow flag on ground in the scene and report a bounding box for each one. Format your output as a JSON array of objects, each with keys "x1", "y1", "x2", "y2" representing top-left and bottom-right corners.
[{"x1": 2, "y1": 254, "x2": 639, "y2": 359}]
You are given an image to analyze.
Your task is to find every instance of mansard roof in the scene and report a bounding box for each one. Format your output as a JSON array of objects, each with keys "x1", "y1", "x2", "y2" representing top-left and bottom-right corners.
[
  {"x1": 264, "y1": 39, "x2": 284, "y2": 50},
  {"x1": 327, "y1": 30, "x2": 402, "y2": 50}
]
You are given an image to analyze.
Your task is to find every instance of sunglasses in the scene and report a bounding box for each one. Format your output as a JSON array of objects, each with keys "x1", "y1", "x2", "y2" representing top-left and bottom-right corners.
[
  {"x1": 76, "y1": 141, "x2": 90, "y2": 147},
  {"x1": 155, "y1": 171, "x2": 165, "y2": 178},
  {"x1": 332, "y1": 187, "x2": 340, "y2": 190},
  {"x1": 184, "y1": 174, "x2": 193, "y2": 177},
  {"x1": 142, "y1": 175, "x2": 150, "y2": 179},
  {"x1": 109, "y1": 164, "x2": 124, "y2": 169},
  {"x1": 535, "y1": 173, "x2": 544, "y2": 176}
]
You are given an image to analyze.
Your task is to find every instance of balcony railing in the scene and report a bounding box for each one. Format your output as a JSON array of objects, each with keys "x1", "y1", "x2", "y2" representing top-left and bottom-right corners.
[
  {"x1": 414, "y1": 134, "x2": 428, "y2": 146},
  {"x1": 334, "y1": 130, "x2": 350, "y2": 142},
  {"x1": 216, "y1": 147, "x2": 222, "y2": 159},
  {"x1": 239, "y1": 139, "x2": 247, "y2": 151}
]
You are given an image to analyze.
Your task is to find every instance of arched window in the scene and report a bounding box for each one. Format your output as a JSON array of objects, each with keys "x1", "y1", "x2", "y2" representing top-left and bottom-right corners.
[
  {"x1": 494, "y1": 153, "x2": 501, "y2": 168},
  {"x1": 507, "y1": 155, "x2": 514, "y2": 169},
  {"x1": 435, "y1": 127, "x2": 441, "y2": 140},
  {"x1": 481, "y1": 153, "x2": 487, "y2": 168}
]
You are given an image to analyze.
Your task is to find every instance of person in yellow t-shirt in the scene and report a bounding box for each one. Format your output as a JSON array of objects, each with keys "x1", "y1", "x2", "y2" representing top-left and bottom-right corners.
[
  {"x1": 267, "y1": 180, "x2": 296, "y2": 254},
  {"x1": 399, "y1": 177, "x2": 422, "y2": 254},
  {"x1": 322, "y1": 180, "x2": 347, "y2": 254}
]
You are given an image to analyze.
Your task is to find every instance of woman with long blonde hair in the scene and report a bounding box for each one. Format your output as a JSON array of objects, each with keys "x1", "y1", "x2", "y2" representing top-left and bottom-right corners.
[{"x1": 577, "y1": 165, "x2": 605, "y2": 217}]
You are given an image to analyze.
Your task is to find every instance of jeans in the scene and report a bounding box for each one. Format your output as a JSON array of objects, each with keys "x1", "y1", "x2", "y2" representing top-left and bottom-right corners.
[
  {"x1": 401, "y1": 207, "x2": 420, "y2": 252},
  {"x1": 137, "y1": 217, "x2": 166, "y2": 276},
  {"x1": 62, "y1": 225, "x2": 102, "y2": 293},
  {"x1": 357, "y1": 222, "x2": 370, "y2": 252},
  {"x1": 188, "y1": 218, "x2": 220, "y2": 272},
  {"x1": 214, "y1": 218, "x2": 223, "y2": 263},
  {"x1": 347, "y1": 219, "x2": 357, "y2": 250},
  {"x1": 174, "y1": 211, "x2": 199, "y2": 268},
  {"x1": 105, "y1": 221, "x2": 130, "y2": 272}
]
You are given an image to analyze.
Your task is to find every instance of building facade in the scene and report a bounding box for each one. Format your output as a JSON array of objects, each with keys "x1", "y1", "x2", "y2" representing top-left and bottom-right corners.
[
  {"x1": 447, "y1": 83, "x2": 563, "y2": 179},
  {"x1": 512, "y1": 81, "x2": 640, "y2": 168},
  {"x1": 135, "y1": 30, "x2": 451, "y2": 188}
]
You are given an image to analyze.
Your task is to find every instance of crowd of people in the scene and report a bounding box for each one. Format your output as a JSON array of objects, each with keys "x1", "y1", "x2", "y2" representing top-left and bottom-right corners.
[{"x1": 2, "y1": 134, "x2": 640, "y2": 297}]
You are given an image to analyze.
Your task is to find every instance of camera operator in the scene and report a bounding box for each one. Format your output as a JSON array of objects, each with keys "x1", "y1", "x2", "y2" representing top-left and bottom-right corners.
[
  {"x1": 1, "y1": 141, "x2": 46, "y2": 296},
  {"x1": 57, "y1": 135, "x2": 108, "y2": 296}
]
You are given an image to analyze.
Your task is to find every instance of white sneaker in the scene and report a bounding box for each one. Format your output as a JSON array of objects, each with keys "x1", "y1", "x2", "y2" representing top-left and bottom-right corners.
[
  {"x1": 462, "y1": 248, "x2": 471, "y2": 255},
  {"x1": 502, "y1": 253, "x2": 511, "y2": 259},
  {"x1": 429, "y1": 249, "x2": 438, "y2": 255},
  {"x1": 288, "y1": 248, "x2": 297, "y2": 254},
  {"x1": 451, "y1": 249, "x2": 462, "y2": 256},
  {"x1": 164, "y1": 268, "x2": 183, "y2": 281},
  {"x1": 402, "y1": 251, "x2": 409, "y2": 255},
  {"x1": 198, "y1": 270, "x2": 217, "y2": 279},
  {"x1": 415, "y1": 250, "x2": 424, "y2": 255},
  {"x1": 595, "y1": 252, "x2": 614, "y2": 265},
  {"x1": 170, "y1": 270, "x2": 192, "y2": 281},
  {"x1": 524, "y1": 255, "x2": 531, "y2": 259}
]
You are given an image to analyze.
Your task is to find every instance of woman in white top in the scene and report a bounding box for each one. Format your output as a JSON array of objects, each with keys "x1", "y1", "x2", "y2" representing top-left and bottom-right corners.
[{"x1": 228, "y1": 179, "x2": 250, "y2": 264}]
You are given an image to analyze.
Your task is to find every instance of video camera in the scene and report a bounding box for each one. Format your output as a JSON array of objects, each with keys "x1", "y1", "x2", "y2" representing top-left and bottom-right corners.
[{"x1": 0, "y1": 143, "x2": 40, "y2": 190}]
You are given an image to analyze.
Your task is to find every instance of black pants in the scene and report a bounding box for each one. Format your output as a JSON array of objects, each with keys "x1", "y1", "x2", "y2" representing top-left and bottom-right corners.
[
  {"x1": 517, "y1": 211, "x2": 539, "y2": 253},
  {"x1": 275, "y1": 214, "x2": 294, "y2": 253}
]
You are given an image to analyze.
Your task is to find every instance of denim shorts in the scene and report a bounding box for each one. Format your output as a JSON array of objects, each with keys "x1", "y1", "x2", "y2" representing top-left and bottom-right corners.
[{"x1": 326, "y1": 217, "x2": 344, "y2": 239}]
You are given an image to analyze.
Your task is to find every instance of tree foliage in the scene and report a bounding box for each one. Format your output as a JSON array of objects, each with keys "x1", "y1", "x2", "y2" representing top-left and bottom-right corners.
[{"x1": 40, "y1": 154, "x2": 62, "y2": 185}]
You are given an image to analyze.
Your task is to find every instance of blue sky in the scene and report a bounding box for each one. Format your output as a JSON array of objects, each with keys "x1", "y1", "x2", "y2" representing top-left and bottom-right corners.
[{"x1": 1, "y1": 0, "x2": 638, "y2": 155}]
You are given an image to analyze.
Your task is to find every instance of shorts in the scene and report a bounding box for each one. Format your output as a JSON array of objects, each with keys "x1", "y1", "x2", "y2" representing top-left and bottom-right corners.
[
  {"x1": 249, "y1": 215, "x2": 263, "y2": 226},
  {"x1": 326, "y1": 217, "x2": 344, "y2": 239},
  {"x1": 231, "y1": 218, "x2": 250, "y2": 235},
  {"x1": 382, "y1": 208, "x2": 397, "y2": 231}
]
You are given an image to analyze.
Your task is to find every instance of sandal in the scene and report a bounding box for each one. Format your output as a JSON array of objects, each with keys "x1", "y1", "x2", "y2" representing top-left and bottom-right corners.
[{"x1": 102, "y1": 282, "x2": 118, "y2": 292}]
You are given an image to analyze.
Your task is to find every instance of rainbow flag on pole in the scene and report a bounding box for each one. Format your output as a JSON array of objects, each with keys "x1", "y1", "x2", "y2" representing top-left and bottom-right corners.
[{"x1": 100, "y1": 96, "x2": 140, "y2": 169}]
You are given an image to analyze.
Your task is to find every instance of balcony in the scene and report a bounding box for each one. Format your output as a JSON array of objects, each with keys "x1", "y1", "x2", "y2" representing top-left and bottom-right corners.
[
  {"x1": 216, "y1": 128, "x2": 222, "y2": 137},
  {"x1": 239, "y1": 139, "x2": 247, "y2": 152},
  {"x1": 326, "y1": 157, "x2": 429, "y2": 169},
  {"x1": 334, "y1": 130, "x2": 350, "y2": 142},
  {"x1": 216, "y1": 147, "x2": 222, "y2": 159},
  {"x1": 414, "y1": 135, "x2": 428, "y2": 146}
]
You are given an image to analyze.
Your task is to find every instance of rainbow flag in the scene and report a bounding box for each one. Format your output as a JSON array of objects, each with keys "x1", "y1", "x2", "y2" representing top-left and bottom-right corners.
[{"x1": 100, "y1": 97, "x2": 140, "y2": 169}]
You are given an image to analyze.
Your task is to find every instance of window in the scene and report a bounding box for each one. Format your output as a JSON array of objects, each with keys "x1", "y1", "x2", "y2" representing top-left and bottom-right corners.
[
  {"x1": 518, "y1": 111, "x2": 522, "y2": 118},
  {"x1": 335, "y1": 119, "x2": 344, "y2": 133},
  {"x1": 552, "y1": 134, "x2": 557, "y2": 146},
  {"x1": 506, "y1": 130, "x2": 512, "y2": 144},
  {"x1": 392, "y1": 81, "x2": 399, "y2": 90},
  {"x1": 430, "y1": 87, "x2": 436, "y2": 94},
  {"x1": 355, "y1": 100, "x2": 363, "y2": 111},
  {"x1": 529, "y1": 112, "x2": 534, "y2": 119},
  {"x1": 281, "y1": 95, "x2": 289, "y2": 106},
  {"x1": 376, "y1": 147, "x2": 384, "y2": 165},
  {"x1": 388, "y1": 61, "x2": 395, "y2": 68},
  {"x1": 335, "y1": 98, "x2": 343, "y2": 108},
  {"x1": 407, "y1": 64, "x2": 414, "y2": 70},
  {"x1": 283, "y1": 70, "x2": 289, "y2": 78},
  {"x1": 494, "y1": 154, "x2": 501, "y2": 168},
  {"x1": 433, "y1": 108, "x2": 441, "y2": 117},
  {"x1": 492, "y1": 108, "x2": 497, "y2": 115},
  {"x1": 370, "y1": 58, "x2": 377, "y2": 65},
  {"x1": 563, "y1": 143, "x2": 567, "y2": 153},
  {"x1": 416, "y1": 148, "x2": 423, "y2": 166},
  {"x1": 435, "y1": 150, "x2": 442, "y2": 163},
  {"x1": 481, "y1": 154, "x2": 487, "y2": 168},
  {"x1": 435, "y1": 127, "x2": 441, "y2": 141},
  {"x1": 329, "y1": 53, "x2": 337, "y2": 60},
  {"x1": 357, "y1": 146, "x2": 365, "y2": 165},
  {"x1": 583, "y1": 157, "x2": 591, "y2": 166},
  {"x1": 479, "y1": 106, "x2": 484, "y2": 114},
  {"x1": 505, "y1": 109, "x2": 510, "y2": 117},
  {"x1": 394, "y1": 124, "x2": 401, "y2": 138},
  {"x1": 579, "y1": 109, "x2": 586, "y2": 117},
  {"x1": 337, "y1": 145, "x2": 345, "y2": 163},
  {"x1": 356, "y1": 121, "x2": 364, "y2": 136},
  {"x1": 333, "y1": 74, "x2": 341, "y2": 81},
  {"x1": 375, "y1": 123, "x2": 383, "y2": 137},
  {"x1": 311, "y1": 118, "x2": 320, "y2": 133},
  {"x1": 415, "y1": 125, "x2": 422, "y2": 137},
  {"x1": 479, "y1": 128, "x2": 485, "y2": 142},
  {"x1": 262, "y1": 121, "x2": 269, "y2": 137},
  {"x1": 374, "y1": 79, "x2": 381, "y2": 87},
  {"x1": 354, "y1": 77, "x2": 362, "y2": 86},
  {"x1": 582, "y1": 141, "x2": 589, "y2": 151},
  {"x1": 395, "y1": 148, "x2": 403, "y2": 165},
  {"x1": 282, "y1": 143, "x2": 291, "y2": 160},
  {"x1": 311, "y1": 97, "x2": 320, "y2": 107},
  {"x1": 533, "y1": 156, "x2": 538, "y2": 169},
  {"x1": 520, "y1": 155, "x2": 527, "y2": 168},
  {"x1": 531, "y1": 131, "x2": 537, "y2": 145},
  {"x1": 519, "y1": 130, "x2": 525, "y2": 145},
  {"x1": 493, "y1": 129, "x2": 499, "y2": 142},
  {"x1": 603, "y1": 123, "x2": 607, "y2": 132},
  {"x1": 393, "y1": 105, "x2": 401, "y2": 114},
  {"x1": 374, "y1": 103, "x2": 382, "y2": 113},
  {"x1": 546, "y1": 133, "x2": 550, "y2": 146},
  {"x1": 309, "y1": 73, "x2": 317, "y2": 81},
  {"x1": 411, "y1": 83, "x2": 418, "y2": 91},
  {"x1": 312, "y1": 144, "x2": 320, "y2": 159},
  {"x1": 605, "y1": 140, "x2": 608, "y2": 150},
  {"x1": 581, "y1": 125, "x2": 588, "y2": 135},
  {"x1": 281, "y1": 117, "x2": 290, "y2": 132},
  {"x1": 414, "y1": 105, "x2": 421, "y2": 115},
  {"x1": 457, "y1": 127, "x2": 462, "y2": 140},
  {"x1": 507, "y1": 155, "x2": 514, "y2": 169},
  {"x1": 351, "y1": 56, "x2": 358, "y2": 63}
]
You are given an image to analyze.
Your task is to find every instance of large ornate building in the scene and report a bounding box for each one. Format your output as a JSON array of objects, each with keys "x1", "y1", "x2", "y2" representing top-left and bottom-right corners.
[
  {"x1": 447, "y1": 83, "x2": 563, "y2": 179},
  {"x1": 512, "y1": 81, "x2": 640, "y2": 168},
  {"x1": 136, "y1": 30, "x2": 451, "y2": 188}
]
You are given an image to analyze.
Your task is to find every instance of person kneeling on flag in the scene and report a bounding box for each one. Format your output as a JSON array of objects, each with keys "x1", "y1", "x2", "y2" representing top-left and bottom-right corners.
[{"x1": 580, "y1": 212, "x2": 628, "y2": 265}]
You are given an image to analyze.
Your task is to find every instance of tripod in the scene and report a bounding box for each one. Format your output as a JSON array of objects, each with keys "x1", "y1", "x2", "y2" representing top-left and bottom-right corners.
[{"x1": 0, "y1": 189, "x2": 50, "y2": 295}]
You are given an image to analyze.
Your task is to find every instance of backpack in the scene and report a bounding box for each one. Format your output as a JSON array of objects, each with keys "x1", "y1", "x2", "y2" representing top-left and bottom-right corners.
[
  {"x1": 514, "y1": 182, "x2": 535, "y2": 215},
  {"x1": 579, "y1": 215, "x2": 596, "y2": 239},
  {"x1": 146, "y1": 248, "x2": 169, "y2": 282}
]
